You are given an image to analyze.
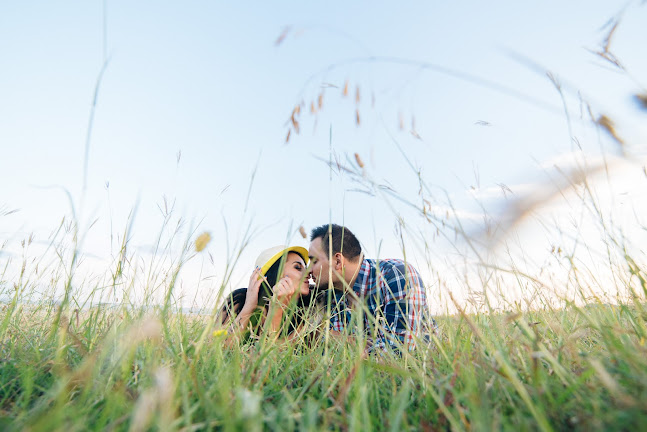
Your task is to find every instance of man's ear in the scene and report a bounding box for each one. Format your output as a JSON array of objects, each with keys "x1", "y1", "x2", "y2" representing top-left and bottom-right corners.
[{"x1": 333, "y1": 252, "x2": 344, "y2": 271}]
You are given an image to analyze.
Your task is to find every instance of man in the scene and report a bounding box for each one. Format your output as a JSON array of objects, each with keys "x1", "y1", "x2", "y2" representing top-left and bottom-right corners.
[{"x1": 308, "y1": 223, "x2": 433, "y2": 354}]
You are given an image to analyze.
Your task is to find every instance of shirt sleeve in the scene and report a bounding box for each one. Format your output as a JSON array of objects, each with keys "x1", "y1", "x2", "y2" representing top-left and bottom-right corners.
[{"x1": 371, "y1": 261, "x2": 429, "y2": 353}]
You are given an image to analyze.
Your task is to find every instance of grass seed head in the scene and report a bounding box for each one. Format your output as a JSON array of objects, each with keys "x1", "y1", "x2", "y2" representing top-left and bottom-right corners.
[
  {"x1": 195, "y1": 232, "x2": 212, "y2": 252},
  {"x1": 274, "y1": 26, "x2": 291, "y2": 46},
  {"x1": 634, "y1": 93, "x2": 647, "y2": 110},
  {"x1": 125, "y1": 318, "x2": 163, "y2": 346},
  {"x1": 354, "y1": 153, "x2": 364, "y2": 168},
  {"x1": 596, "y1": 114, "x2": 625, "y2": 148}
]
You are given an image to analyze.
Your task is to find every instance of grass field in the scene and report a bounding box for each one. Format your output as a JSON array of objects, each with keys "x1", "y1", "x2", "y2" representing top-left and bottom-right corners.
[
  {"x1": 3, "y1": 143, "x2": 647, "y2": 431},
  {"x1": 1, "y1": 240, "x2": 647, "y2": 431},
  {"x1": 3, "y1": 112, "x2": 647, "y2": 430}
]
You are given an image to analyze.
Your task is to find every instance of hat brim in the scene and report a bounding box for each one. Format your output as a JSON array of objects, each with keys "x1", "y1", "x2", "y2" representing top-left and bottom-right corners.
[{"x1": 260, "y1": 246, "x2": 309, "y2": 275}]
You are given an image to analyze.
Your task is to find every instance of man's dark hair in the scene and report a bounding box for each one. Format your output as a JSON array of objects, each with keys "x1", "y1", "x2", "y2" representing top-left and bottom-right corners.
[{"x1": 310, "y1": 223, "x2": 362, "y2": 260}]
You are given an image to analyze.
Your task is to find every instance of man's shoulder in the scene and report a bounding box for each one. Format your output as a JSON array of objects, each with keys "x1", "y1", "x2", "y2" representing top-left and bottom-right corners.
[
  {"x1": 367, "y1": 258, "x2": 415, "y2": 273},
  {"x1": 365, "y1": 259, "x2": 424, "y2": 285},
  {"x1": 365, "y1": 257, "x2": 406, "y2": 266}
]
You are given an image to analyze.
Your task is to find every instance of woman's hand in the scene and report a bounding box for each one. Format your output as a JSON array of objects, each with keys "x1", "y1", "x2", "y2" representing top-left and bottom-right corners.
[
  {"x1": 272, "y1": 275, "x2": 296, "y2": 307},
  {"x1": 229, "y1": 266, "x2": 266, "y2": 336},
  {"x1": 240, "y1": 266, "x2": 264, "y2": 316},
  {"x1": 267, "y1": 275, "x2": 296, "y2": 334}
]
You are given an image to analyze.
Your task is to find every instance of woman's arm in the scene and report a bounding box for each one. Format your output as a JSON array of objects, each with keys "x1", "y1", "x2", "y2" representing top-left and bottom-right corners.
[
  {"x1": 219, "y1": 267, "x2": 266, "y2": 345},
  {"x1": 266, "y1": 274, "x2": 297, "y2": 335}
]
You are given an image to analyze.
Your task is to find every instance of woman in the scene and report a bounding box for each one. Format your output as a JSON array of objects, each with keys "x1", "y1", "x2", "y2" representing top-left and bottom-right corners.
[{"x1": 218, "y1": 245, "x2": 324, "y2": 343}]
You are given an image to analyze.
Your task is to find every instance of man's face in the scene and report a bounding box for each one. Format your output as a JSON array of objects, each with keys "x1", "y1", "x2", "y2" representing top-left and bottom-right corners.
[{"x1": 308, "y1": 237, "x2": 335, "y2": 289}]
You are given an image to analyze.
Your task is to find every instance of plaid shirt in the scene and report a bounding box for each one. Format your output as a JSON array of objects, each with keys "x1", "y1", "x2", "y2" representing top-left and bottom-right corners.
[{"x1": 328, "y1": 258, "x2": 433, "y2": 353}]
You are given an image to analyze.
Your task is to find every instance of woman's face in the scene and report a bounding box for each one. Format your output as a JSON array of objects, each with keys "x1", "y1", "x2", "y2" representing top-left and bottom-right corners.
[{"x1": 281, "y1": 252, "x2": 310, "y2": 297}]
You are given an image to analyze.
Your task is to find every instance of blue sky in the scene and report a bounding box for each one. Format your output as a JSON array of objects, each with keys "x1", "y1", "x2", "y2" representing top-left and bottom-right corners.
[{"x1": 1, "y1": 1, "x2": 646, "y2": 309}]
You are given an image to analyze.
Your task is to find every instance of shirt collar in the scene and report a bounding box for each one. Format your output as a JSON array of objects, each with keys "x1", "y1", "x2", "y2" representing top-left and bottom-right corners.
[{"x1": 351, "y1": 258, "x2": 370, "y2": 297}]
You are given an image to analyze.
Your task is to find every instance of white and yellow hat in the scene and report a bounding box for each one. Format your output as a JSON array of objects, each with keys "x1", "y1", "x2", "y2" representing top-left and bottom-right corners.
[{"x1": 255, "y1": 245, "x2": 309, "y2": 275}]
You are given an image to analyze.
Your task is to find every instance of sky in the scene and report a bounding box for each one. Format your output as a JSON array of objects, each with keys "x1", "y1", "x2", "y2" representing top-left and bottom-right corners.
[{"x1": 1, "y1": 1, "x2": 646, "y2": 312}]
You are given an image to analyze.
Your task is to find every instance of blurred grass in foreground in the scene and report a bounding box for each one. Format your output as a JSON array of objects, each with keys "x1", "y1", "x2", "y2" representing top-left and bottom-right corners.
[{"x1": 1, "y1": 254, "x2": 646, "y2": 431}]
